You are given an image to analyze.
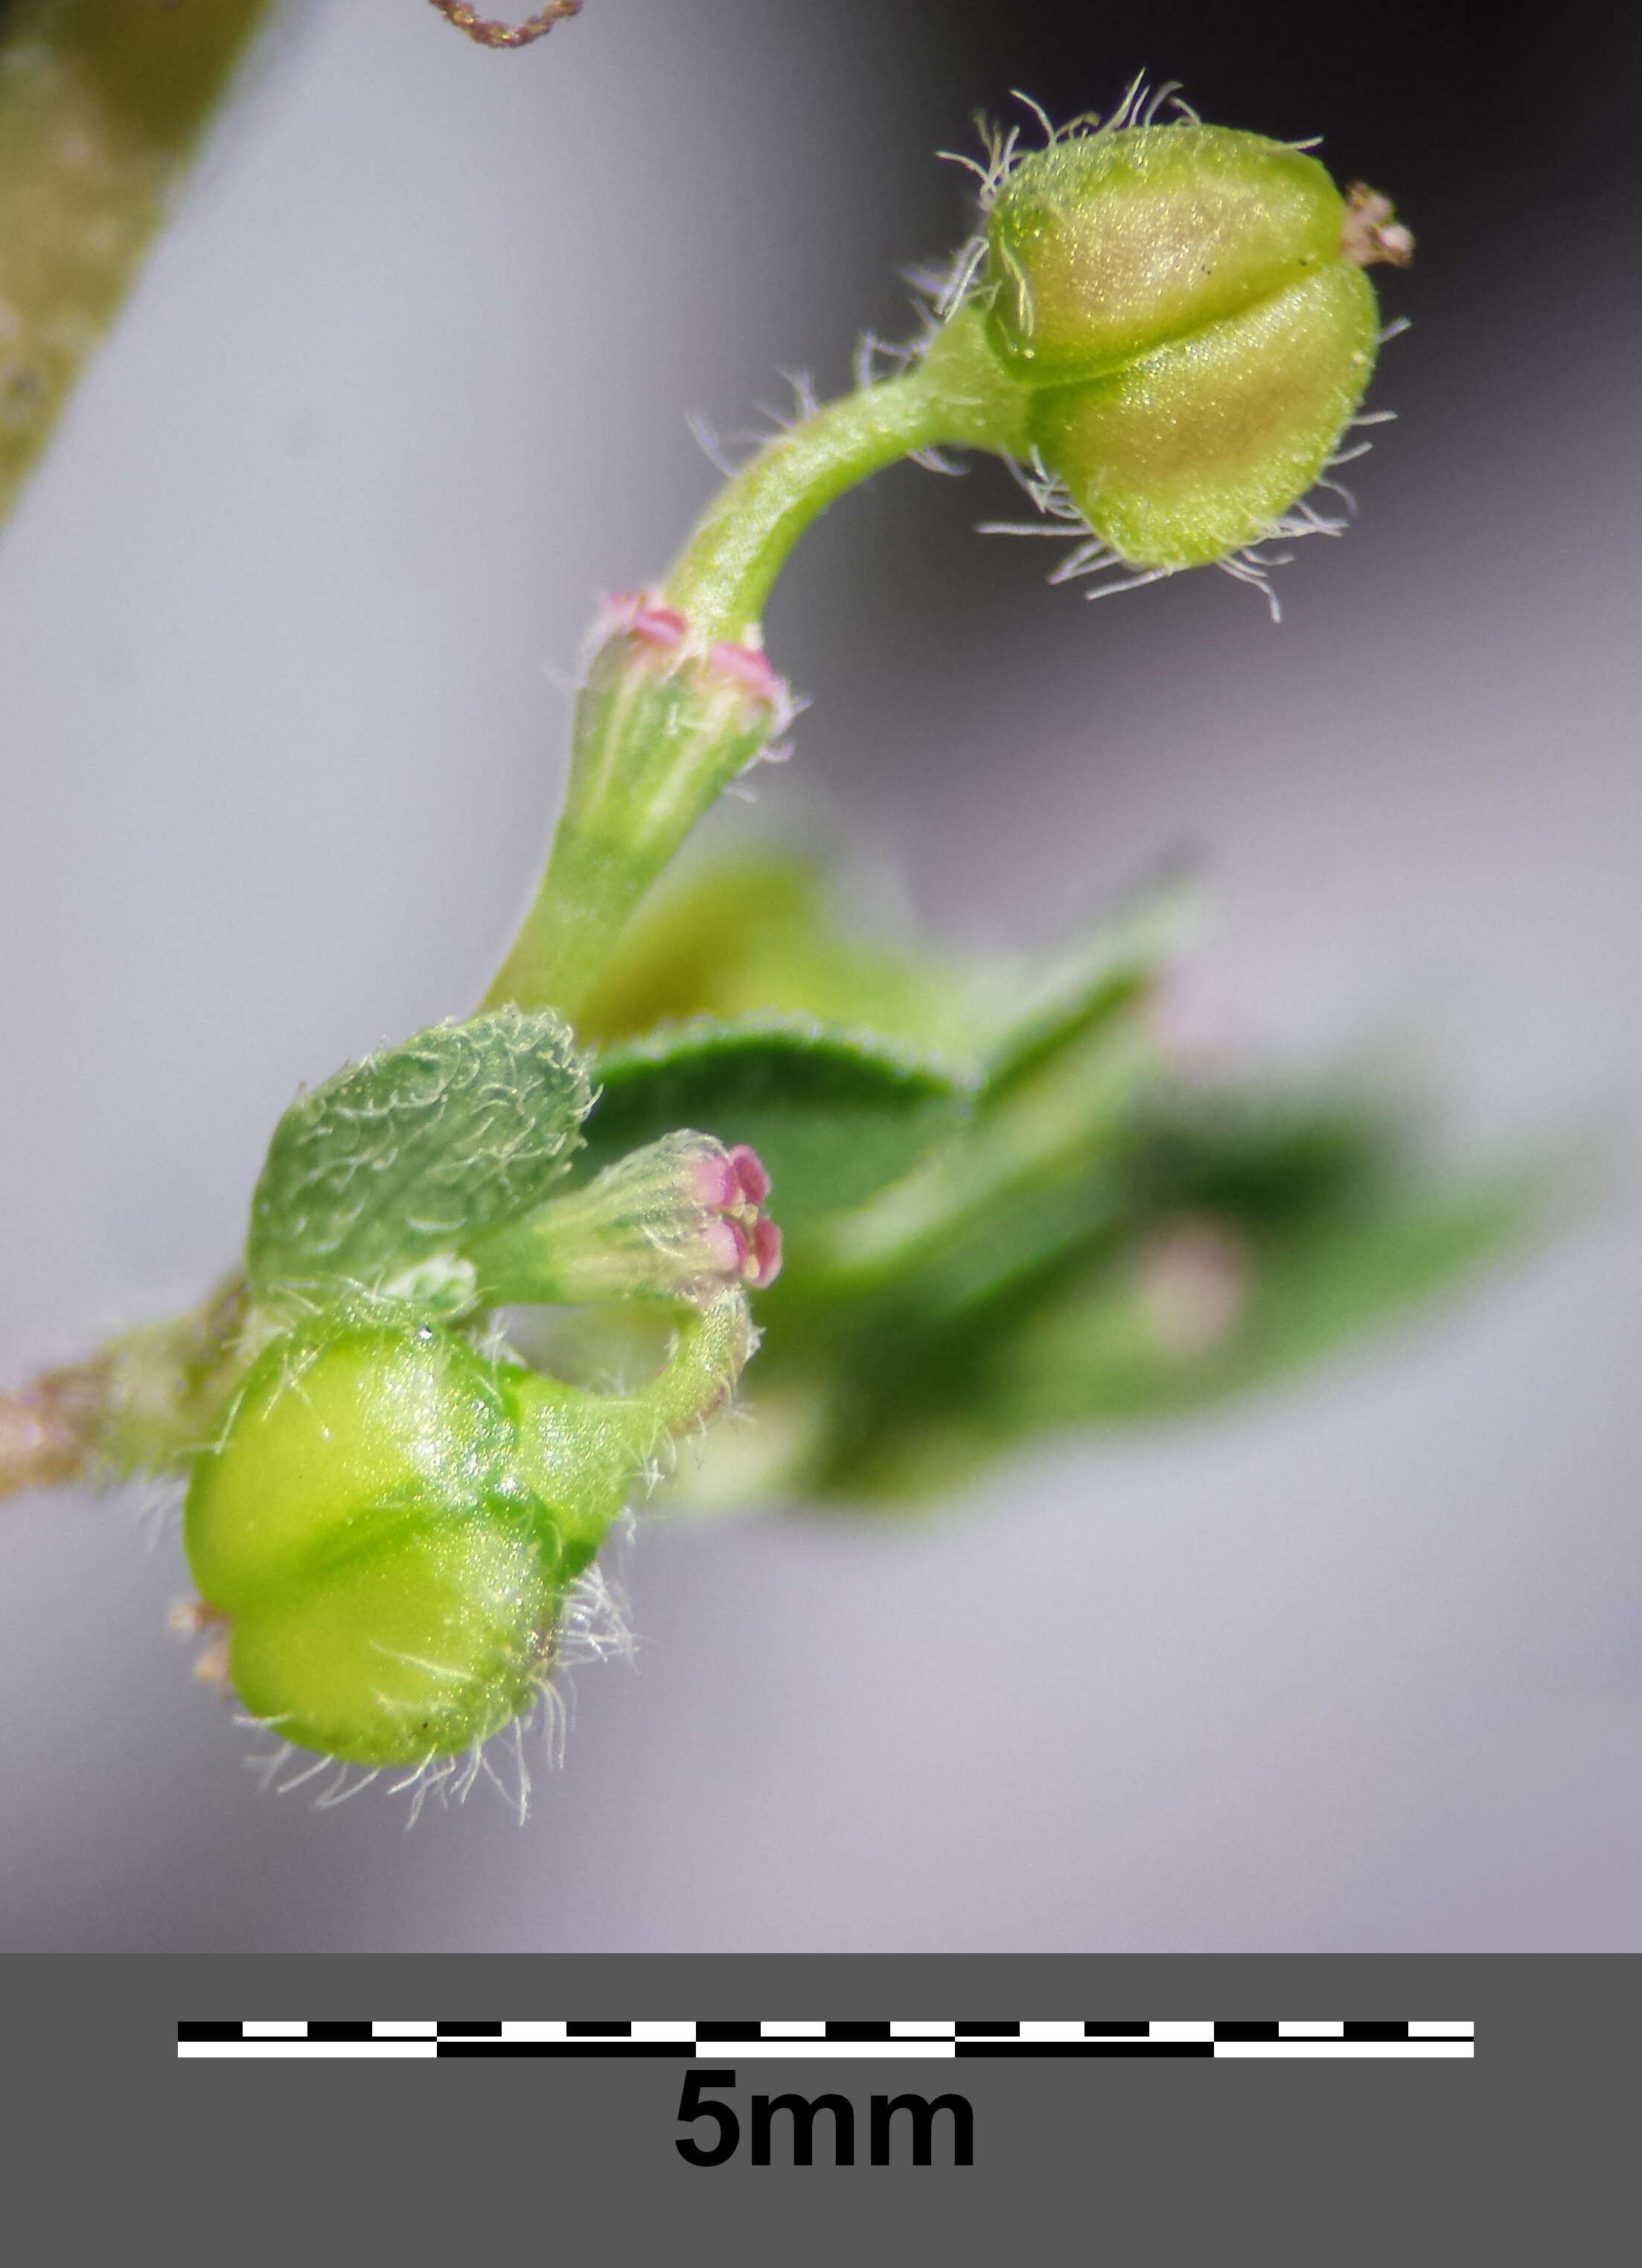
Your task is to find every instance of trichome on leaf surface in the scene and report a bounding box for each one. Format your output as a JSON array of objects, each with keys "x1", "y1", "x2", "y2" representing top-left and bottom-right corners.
[{"x1": 0, "y1": 14, "x2": 1533, "y2": 1814}]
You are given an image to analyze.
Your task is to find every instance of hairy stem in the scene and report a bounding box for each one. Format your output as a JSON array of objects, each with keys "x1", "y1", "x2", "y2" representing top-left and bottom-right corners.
[
  {"x1": 659, "y1": 366, "x2": 953, "y2": 643},
  {"x1": 0, "y1": 1272, "x2": 248, "y2": 1501},
  {"x1": 659, "y1": 307, "x2": 1025, "y2": 640},
  {"x1": 485, "y1": 310, "x2": 1030, "y2": 1013},
  {"x1": 0, "y1": 1353, "x2": 112, "y2": 1497}
]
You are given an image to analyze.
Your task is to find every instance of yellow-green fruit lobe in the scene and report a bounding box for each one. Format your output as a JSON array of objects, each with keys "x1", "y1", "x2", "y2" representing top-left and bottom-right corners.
[
  {"x1": 226, "y1": 1519, "x2": 553, "y2": 1769},
  {"x1": 185, "y1": 1323, "x2": 517, "y2": 1606},
  {"x1": 184, "y1": 1323, "x2": 563, "y2": 1767},
  {"x1": 985, "y1": 124, "x2": 1346, "y2": 384},
  {"x1": 1030, "y1": 263, "x2": 1379, "y2": 569}
]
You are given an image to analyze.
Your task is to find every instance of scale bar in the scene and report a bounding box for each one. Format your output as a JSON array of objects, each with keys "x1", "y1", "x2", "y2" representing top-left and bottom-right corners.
[{"x1": 178, "y1": 2017, "x2": 1474, "y2": 2062}]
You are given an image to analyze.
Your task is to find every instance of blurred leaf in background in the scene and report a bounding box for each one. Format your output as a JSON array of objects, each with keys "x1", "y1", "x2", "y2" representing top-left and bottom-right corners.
[{"x1": 546, "y1": 849, "x2": 1551, "y2": 1512}]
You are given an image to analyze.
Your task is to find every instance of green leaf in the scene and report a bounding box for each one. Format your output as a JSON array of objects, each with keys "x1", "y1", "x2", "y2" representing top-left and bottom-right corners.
[
  {"x1": 248, "y1": 1009, "x2": 591, "y2": 1292},
  {"x1": 579, "y1": 1014, "x2": 972, "y2": 1231},
  {"x1": 571, "y1": 849, "x2": 987, "y2": 1069},
  {"x1": 980, "y1": 880, "x2": 1198, "y2": 1098},
  {"x1": 812, "y1": 1017, "x2": 1154, "y2": 1297},
  {"x1": 569, "y1": 854, "x2": 832, "y2": 1041},
  {"x1": 988, "y1": 1169, "x2": 1542, "y2": 1437},
  {"x1": 785, "y1": 1178, "x2": 1526, "y2": 1506},
  {"x1": 769, "y1": 1079, "x2": 1553, "y2": 1501}
]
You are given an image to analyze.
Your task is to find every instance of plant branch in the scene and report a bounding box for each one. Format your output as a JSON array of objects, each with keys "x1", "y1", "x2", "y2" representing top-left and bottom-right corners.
[
  {"x1": 483, "y1": 308, "x2": 1033, "y2": 1014},
  {"x1": 659, "y1": 306, "x2": 1028, "y2": 642},
  {"x1": 0, "y1": 0, "x2": 275, "y2": 532}
]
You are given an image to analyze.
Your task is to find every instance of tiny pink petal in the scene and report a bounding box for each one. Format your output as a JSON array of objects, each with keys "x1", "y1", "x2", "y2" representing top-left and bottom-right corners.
[
  {"x1": 707, "y1": 640, "x2": 782, "y2": 705},
  {"x1": 747, "y1": 1216, "x2": 783, "y2": 1289},
  {"x1": 598, "y1": 590, "x2": 689, "y2": 650},
  {"x1": 697, "y1": 1217, "x2": 745, "y2": 1278},
  {"x1": 630, "y1": 604, "x2": 689, "y2": 650},
  {"x1": 725, "y1": 1143, "x2": 772, "y2": 1209},
  {"x1": 691, "y1": 1150, "x2": 740, "y2": 1210}
]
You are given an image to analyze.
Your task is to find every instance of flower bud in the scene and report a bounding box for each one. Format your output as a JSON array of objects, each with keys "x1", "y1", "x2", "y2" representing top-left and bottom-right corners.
[
  {"x1": 588, "y1": 593, "x2": 794, "y2": 753},
  {"x1": 466, "y1": 1131, "x2": 782, "y2": 1307},
  {"x1": 974, "y1": 121, "x2": 1405, "y2": 570},
  {"x1": 484, "y1": 600, "x2": 797, "y2": 1016}
]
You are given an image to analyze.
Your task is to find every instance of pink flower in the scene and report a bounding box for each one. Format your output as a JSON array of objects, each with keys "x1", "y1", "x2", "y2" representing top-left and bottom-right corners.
[
  {"x1": 505, "y1": 1132, "x2": 784, "y2": 1308},
  {"x1": 691, "y1": 1142, "x2": 782, "y2": 1290}
]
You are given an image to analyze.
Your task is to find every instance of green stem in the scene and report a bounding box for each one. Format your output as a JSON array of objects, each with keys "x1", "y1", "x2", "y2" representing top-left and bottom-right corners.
[
  {"x1": 660, "y1": 365, "x2": 951, "y2": 642},
  {"x1": 483, "y1": 309, "x2": 1031, "y2": 1015},
  {"x1": 481, "y1": 663, "x2": 729, "y2": 1016},
  {"x1": 660, "y1": 304, "x2": 1029, "y2": 640},
  {"x1": 509, "y1": 1288, "x2": 755, "y2": 1571},
  {"x1": 0, "y1": 0, "x2": 275, "y2": 531}
]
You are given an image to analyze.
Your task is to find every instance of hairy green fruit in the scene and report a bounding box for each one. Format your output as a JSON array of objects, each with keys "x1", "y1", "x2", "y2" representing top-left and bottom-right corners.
[
  {"x1": 984, "y1": 125, "x2": 1347, "y2": 385},
  {"x1": 974, "y1": 120, "x2": 1402, "y2": 572},
  {"x1": 1029, "y1": 263, "x2": 1378, "y2": 569},
  {"x1": 183, "y1": 1288, "x2": 758, "y2": 1770},
  {"x1": 186, "y1": 1320, "x2": 559, "y2": 1768}
]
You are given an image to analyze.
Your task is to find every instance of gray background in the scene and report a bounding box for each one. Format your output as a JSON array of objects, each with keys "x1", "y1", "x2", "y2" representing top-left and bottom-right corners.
[{"x1": 0, "y1": 0, "x2": 1637, "y2": 1949}]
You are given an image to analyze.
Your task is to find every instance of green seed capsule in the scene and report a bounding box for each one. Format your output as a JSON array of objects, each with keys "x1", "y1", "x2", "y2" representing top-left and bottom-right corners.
[
  {"x1": 185, "y1": 1320, "x2": 562, "y2": 1768},
  {"x1": 985, "y1": 125, "x2": 1348, "y2": 385},
  {"x1": 182, "y1": 1288, "x2": 757, "y2": 1771},
  {"x1": 1029, "y1": 262, "x2": 1379, "y2": 569},
  {"x1": 972, "y1": 119, "x2": 1405, "y2": 574}
]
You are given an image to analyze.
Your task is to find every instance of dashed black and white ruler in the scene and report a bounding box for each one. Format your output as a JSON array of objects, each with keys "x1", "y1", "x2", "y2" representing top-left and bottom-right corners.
[{"x1": 178, "y1": 2018, "x2": 1474, "y2": 2060}]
